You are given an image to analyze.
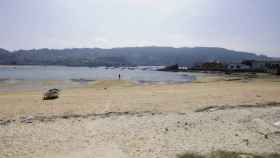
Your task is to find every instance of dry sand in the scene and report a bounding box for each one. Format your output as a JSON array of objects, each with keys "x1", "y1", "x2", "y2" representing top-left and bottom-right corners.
[{"x1": 0, "y1": 73, "x2": 280, "y2": 158}]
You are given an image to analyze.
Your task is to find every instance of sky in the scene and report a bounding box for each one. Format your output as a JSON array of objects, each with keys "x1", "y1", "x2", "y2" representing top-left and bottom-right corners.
[{"x1": 0, "y1": 0, "x2": 279, "y2": 57}]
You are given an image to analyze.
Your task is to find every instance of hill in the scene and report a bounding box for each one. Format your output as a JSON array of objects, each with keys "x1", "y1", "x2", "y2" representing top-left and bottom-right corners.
[{"x1": 0, "y1": 47, "x2": 271, "y2": 66}]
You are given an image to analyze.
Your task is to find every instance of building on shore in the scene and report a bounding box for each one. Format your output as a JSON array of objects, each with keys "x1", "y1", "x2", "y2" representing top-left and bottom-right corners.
[
  {"x1": 241, "y1": 60, "x2": 280, "y2": 74},
  {"x1": 190, "y1": 60, "x2": 280, "y2": 75}
]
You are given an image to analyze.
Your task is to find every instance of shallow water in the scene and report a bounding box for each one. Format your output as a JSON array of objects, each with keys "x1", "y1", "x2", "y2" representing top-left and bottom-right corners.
[{"x1": 0, "y1": 66, "x2": 195, "y2": 83}]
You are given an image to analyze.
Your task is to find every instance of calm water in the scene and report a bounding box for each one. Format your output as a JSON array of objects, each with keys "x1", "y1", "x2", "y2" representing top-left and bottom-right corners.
[{"x1": 0, "y1": 66, "x2": 195, "y2": 83}]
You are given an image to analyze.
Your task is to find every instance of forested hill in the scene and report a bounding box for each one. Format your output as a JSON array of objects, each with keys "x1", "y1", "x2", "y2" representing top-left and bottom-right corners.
[{"x1": 0, "y1": 47, "x2": 270, "y2": 66}]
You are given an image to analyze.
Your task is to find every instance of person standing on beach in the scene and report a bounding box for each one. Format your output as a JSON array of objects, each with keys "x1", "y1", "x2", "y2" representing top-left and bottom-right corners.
[{"x1": 118, "y1": 74, "x2": 121, "y2": 80}]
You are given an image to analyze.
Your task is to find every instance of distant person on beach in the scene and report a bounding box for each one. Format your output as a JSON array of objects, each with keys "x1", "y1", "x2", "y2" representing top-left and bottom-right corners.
[{"x1": 118, "y1": 74, "x2": 121, "y2": 80}]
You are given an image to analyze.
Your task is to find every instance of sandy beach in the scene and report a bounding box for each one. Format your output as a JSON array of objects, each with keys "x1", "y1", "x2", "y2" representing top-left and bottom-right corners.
[
  {"x1": 1, "y1": 0, "x2": 280, "y2": 157},
  {"x1": 1, "y1": 73, "x2": 280, "y2": 158}
]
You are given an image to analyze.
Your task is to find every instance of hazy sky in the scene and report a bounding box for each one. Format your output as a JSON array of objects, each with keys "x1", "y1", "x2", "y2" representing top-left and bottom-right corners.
[{"x1": 0, "y1": 0, "x2": 279, "y2": 57}]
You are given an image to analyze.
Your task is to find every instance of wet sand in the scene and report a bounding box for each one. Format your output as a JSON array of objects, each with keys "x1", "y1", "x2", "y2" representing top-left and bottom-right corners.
[{"x1": 0, "y1": 74, "x2": 280, "y2": 119}]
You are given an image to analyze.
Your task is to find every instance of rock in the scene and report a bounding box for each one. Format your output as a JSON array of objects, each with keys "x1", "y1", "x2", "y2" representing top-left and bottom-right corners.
[
  {"x1": 0, "y1": 120, "x2": 12, "y2": 126},
  {"x1": 43, "y1": 89, "x2": 60, "y2": 100},
  {"x1": 276, "y1": 67, "x2": 280, "y2": 75},
  {"x1": 21, "y1": 116, "x2": 34, "y2": 123},
  {"x1": 243, "y1": 139, "x2": 249, "y2": 146},
  {"x1": 273, "y1": 121, "x2": 280, "y2": 127},
  {"x1": 158, "y1": 64, "x2": 179, "y2": 72},
  {"x1": 264, "y1": 134, "x2": 268, "y2": 139}
]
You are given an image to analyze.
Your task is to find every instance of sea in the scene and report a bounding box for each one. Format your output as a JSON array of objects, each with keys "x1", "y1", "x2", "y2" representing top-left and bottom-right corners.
[{"x1": 0, "y1": 65, "x2": 196, "y2": 84}]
